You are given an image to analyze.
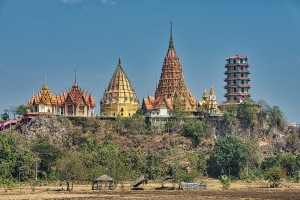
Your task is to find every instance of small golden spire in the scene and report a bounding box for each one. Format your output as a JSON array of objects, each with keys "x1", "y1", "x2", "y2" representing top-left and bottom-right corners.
[{"x1": 210, "y1": 85, "x2": 215, "y2": 95}]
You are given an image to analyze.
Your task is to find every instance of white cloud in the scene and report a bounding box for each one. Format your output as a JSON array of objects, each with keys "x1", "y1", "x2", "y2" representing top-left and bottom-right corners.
[
  {"x1": 61, "y1": 0, "x2": 116, "y2": 7},
  {"x1": 62, "y1": 0, "x2": 85, "y2": 4},
  {"x1": 101, "y1": 0, "x2": 116, "y2": 8}
]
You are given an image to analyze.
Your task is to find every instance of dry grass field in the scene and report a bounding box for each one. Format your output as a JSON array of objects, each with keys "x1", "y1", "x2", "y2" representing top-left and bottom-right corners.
[{"x1": 1, "y1": 178, "x2": 300, "y2": 200}]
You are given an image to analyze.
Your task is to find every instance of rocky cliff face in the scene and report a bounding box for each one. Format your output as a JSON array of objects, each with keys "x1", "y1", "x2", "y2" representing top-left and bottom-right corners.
[{"x1": 20, "y1": 115, "x2": 73, "y2": 149}]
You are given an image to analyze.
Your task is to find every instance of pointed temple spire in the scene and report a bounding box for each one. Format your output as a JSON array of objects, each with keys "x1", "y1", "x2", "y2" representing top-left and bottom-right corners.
[
  {"x1": 100, "y1": 57, "x2": 139, "y2": 117},
  {"x1": 74, "y1": 69, "x2": 77, "y2": 84},
  {"x1": 118, "y1": 55, "x2": 121, "y2": 65},
  {"x1": 44, "y1": 71, "x2": 47, "y2": 83},
  {"x1": 32, "y1": 85, "x2": 35, "y2": 98},
  {"x1": 169, "y1": 21, "x2": 174, "y2": 49}
]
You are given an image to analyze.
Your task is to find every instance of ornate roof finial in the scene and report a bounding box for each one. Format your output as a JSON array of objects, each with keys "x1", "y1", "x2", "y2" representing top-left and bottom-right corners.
[
  {"x1": 74, "y1": 69, "x2": 77, "y2": 85},
  {"x1": 169, "y1": 21, "x2": 174, "y2": 49},
  {"x1": 118, "y1": 55, "x2": 121, "y2": 66},
  {"x1": 32, "y1": 85, "x2": 35, "y2": 98},
  {"x1": 44, "y1": 71, "x2": 47, "y2": 83},
  {"x1": 235, "y1": 47, "x2": 239, "y2": 56},
  {"x1": 210, "y1": 84, "x2": 215, "y2": 95}
]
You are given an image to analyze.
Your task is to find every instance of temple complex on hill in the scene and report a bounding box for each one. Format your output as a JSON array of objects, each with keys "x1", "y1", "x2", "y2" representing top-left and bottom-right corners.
[
  {"x1": 28, "y1": 77, "x2": 96, "y2": 117},
  {"x1": 100, "y1": 57, "x2": 139, "y2": 117},
  {"x1": 142, "y1": 23, "x2": 197, "y2": 115}
]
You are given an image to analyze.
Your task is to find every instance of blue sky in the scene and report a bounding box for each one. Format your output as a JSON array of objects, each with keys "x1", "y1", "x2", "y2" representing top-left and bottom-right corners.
[{"x1": 0, "y1": 0, "x2": 299, "y2": 123}]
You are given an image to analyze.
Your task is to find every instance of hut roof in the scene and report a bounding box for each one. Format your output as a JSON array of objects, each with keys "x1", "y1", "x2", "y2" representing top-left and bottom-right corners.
[
  {"x1": 132, "y1": 175, "x2": 148, "y2": 188},
  {"x1": 95, "y1": 174, "x2": 114, "y2": 182},
  {"x1": 160, "y1": 176, "x2": 176, "y2": 183}
]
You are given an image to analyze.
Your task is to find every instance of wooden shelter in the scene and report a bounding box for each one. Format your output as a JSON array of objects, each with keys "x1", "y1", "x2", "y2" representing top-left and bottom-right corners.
[
  {"x1": 155, "y1": 176, "x2": 176, "y2": 190},
  {"x1": 92, "y1": 174, "x2": 115, "y2": 190},
  {"x1": 160, "y1": 176, "x2": 176, "y2": 187},
  {"x1": 179, "y1": 182, "x2": 207, "y2": 190},
  {"x1": 131, "y1": 175, "x2": 148, "y2": 190}
]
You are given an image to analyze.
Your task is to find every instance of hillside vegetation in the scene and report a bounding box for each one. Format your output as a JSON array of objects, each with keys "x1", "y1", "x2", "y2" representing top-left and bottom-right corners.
[{"x1": 1, "y1": 98, "x2": 300, "y2": 191}]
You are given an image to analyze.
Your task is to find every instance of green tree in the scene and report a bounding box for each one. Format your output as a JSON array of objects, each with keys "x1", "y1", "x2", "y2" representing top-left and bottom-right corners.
[
  {"x1": 56, "y1": 152, "x2": 86, "y2": 191},
  {"x1": 268, "y1": 106, "x2": 286, "y2": 131},
  {"x1": 0, "y1": 134, "x2": 17, "y2": 182},
  {"x1": 264, "y1": 166, "x2": 286, "y2": 188},
  {"x1": 16, "y1": 105, "x2": 34, "y2": 116},
  {"x1": 31, "y1": 141, "x2": 62, "y2": 177},
  {"x1": 237, "y1": 98, "x2": 258, "y2": 129},
  {"x1": 279, "y1": 153, "x2": 296, "y2": 176},
  {"x1": 221, "y1": 104, "x2": 239, "y2": 135},
  {"x1": 9, "y1": 106, "x2": 17, "y2": 120},
  {"x1": 1, "y1": 109, "x2": 10, "y2": 122},
  {"x1": 188, "y1": 151, "x2": 207, "y2": 176},
  {"x1": 208, "y1": 136, "x2": 250, "y2": 178},
  {"x1": 135, "y1": 108, "x2": 144, "y2": 116},
  {"x1": 183, "y1": 118, "x2": 207, "y2": 145},
  {"x1": 145, "y1": 151, "x2": 164, "y2": 180}
]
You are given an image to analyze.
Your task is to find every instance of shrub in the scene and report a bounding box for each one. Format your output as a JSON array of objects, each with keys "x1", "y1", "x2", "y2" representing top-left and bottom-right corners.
[
  {"x1": 178, "y1": 173, "x2": 195, "y2": 182},
  {"x1": 219, "y1": 175, "x2": 230, "y2": 189},
  {"x1": 264, "y1": 166, "x2": 286, "y2": 188},
  {"x1": 293, "y1": 170, "x2": 300, "y2": 182}
]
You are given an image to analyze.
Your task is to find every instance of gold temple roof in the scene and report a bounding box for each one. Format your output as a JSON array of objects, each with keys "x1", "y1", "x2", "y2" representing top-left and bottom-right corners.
[
  {"x1": 28, "y1": 81, "x2": 57, "y2": 106},
  {"x1": 101, "y1": 57, "x2": 138, "y2": 105}
]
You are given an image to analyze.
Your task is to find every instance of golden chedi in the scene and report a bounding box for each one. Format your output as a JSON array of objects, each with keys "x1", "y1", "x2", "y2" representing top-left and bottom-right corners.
[{"x1": 100, "y1": 57, "x2": 139, "y2": 117}]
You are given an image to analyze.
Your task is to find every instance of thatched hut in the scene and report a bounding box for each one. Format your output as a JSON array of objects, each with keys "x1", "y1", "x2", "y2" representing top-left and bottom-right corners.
[
  {"x1": 179, "y1": 182, "x2": 207, "y2": 190},
  {"x1": 160, "y1": 176, "x2": 176, "y2": 187},
  {"x1": 131, "y1": 175, "x2": 148, "y2": 190},
  {"x1": 92, "y1": 174, "x2": 115, "y2": 190},
  {"x1": 155, "y1": 176, "x2": 176, "y2": 190}
]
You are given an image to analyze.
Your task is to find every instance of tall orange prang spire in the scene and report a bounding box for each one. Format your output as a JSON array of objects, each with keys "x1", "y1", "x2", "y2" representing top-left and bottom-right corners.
[{"x1": 143, "y1": 22, "x2": 197, "y2": 112}]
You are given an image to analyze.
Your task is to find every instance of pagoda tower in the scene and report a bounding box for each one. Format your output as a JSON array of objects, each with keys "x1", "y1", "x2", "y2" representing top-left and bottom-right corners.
[
  {"x1": 224, "y1": 54, "x2": 251, "y2": 102},
  {"x1": 152, "y1": 23, "x2": 196, "y2": 111},
  {"x1": 100, "y1": 57, "x2": 139, "y2": 117}
]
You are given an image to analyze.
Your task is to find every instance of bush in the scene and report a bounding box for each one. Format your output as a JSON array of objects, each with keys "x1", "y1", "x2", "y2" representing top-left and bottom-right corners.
[
  {"x1": 178, "y1": 173, "x2": 195, "y2": 182},
  {"x1": 264, "y1": 166, "x2": 286, "y2": 188},
  {"x1": 293, "y1": 170, "x2": 300, "y2": 182},
  {"x1": 219, "y1": 175, "x2": 230, "y2": 189}
]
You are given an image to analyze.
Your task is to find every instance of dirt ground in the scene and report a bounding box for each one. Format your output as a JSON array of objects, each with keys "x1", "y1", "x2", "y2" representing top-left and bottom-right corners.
[{"x1": 1, "y1": 179, "x2": 300, "y2": 200}]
